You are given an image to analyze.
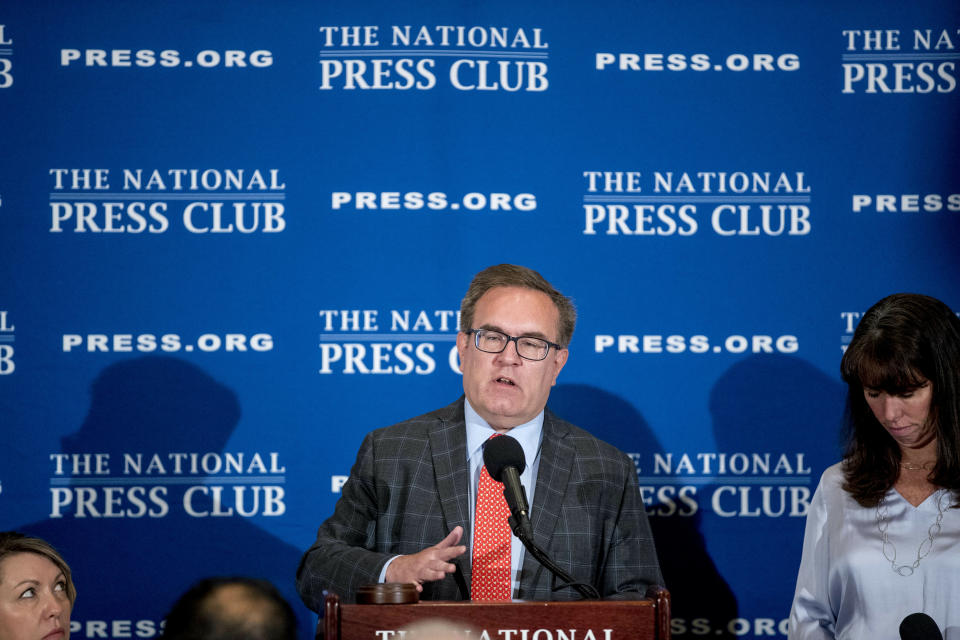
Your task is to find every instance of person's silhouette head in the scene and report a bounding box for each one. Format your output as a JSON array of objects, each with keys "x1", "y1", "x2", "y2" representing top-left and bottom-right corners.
[{"x1": 162, "y1": 577, "x2": 296, "y2": 640}]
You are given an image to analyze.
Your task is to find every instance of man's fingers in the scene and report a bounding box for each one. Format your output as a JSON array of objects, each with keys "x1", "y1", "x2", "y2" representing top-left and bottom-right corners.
[
  {"x1": 435, "y1": 526, "x2": 463, "y2": 549},
  {"x1": 429, "y1": 561, "x2": 455, "y2": 576},
  {"x1": 428, "y1": 560, "x2": 458, "y2": 579},
  {"x1": 386, "y1": 528, "x2": 466, "y2": 587},
  {"x1": 437, "y1": 545, "x2": 466, "y2": 561}
]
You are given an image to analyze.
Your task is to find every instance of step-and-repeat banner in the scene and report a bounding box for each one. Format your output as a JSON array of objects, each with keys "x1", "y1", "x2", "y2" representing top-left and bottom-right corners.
[{"x1": 2, "y1": 1, "x2": 959, "y2": 638}]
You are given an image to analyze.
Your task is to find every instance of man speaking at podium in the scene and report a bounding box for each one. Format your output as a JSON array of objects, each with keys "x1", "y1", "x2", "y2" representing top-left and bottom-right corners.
[{"x1": 296, "y1": 264, "x2": 662, "y2": 608}]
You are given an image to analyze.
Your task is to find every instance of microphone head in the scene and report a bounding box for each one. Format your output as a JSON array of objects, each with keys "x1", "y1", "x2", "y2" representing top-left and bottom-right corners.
[
  {"x1": 900, "y1": 613, "x2": 942, "y2": 640},
  {"x1": 483, "y1": 435, "x2": 526, "y2": 481}
]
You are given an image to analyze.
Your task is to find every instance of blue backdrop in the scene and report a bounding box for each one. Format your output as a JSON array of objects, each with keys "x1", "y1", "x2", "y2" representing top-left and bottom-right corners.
[{"x1": 1, "y1": 1, "x2": 959, "y2": 638}]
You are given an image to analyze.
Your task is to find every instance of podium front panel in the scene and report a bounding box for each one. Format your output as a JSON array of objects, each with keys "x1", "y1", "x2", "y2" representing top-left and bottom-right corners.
[{"x1": 328, "y1": 600, "x2": 661, "y2": 640}]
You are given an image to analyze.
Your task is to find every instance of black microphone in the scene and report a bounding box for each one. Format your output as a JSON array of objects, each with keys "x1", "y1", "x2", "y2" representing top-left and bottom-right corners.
[
  {"x1": 900, "y1": 613, "x2": 942, "y2": 640},
  {"x1": 483, "y1": 435, "x2": 533, "y2": 538}
]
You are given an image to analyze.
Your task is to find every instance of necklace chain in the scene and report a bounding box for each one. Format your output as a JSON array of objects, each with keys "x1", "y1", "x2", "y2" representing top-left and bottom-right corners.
[
  {"x1": 899, "y1": 461, "x2": 935, "y2": 471},
  {"x1": 876, "y1": 489, "x2": 946, "y2": 577}
]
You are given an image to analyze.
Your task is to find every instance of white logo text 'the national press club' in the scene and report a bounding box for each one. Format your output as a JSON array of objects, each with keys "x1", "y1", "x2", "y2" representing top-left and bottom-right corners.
[
  {"x1": 581, "y1": 170, "x2": 811, "y2": 237},
  {"x1": 0, "y1": 311, "x2": 14, "y2": 375},
  {"x1": 842, "y1": 28, "x2": 959, "y2": 94},
  {"x1": 319, "y1": 25, "x2": 548, "y2": 92},
  {"x1": 631, "y1": 451, "x2": 812, "y2": 518},
  {"x1": 49, "y1": 452, "x2": 286, "y2": 518},
  {"x1": 318, "y1": 308, "x2": 461, "y2": 375},
  {"x1": 0, "y1": 25, "x2": 13, "y2": 88},
  {"x1": 48, "y1": 168, "x2": 286, "y2": 234}
]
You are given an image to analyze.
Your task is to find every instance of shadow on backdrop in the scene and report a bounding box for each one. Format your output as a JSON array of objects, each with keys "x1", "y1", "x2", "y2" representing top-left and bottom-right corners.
[
  {"x1": 20, "y1": 356, "x2": 315, "y2": 638},
  {"x1": 551, "y1": 383, "x2": 738, "y2": 636},
  {"x1": 707, "y1": 354, "x2": 845, "y2": 624}
]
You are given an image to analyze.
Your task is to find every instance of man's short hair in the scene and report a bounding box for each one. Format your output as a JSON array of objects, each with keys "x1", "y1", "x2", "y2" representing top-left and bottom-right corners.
[
  {"x1": 162, "y1": 577, "x2": 296, "y2": 640},
  {"x1": 459, "y1": 264, "x2": 576, "y2": 347}
]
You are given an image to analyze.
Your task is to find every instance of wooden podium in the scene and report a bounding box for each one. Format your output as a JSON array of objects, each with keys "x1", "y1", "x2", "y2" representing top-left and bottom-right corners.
[{"x1": 321, "y1": 586, "x2": 670, "y2": 640}]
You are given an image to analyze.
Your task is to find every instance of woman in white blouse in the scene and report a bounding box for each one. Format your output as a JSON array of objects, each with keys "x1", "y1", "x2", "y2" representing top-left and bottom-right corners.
[{"x1": 789, "y1": 293, "x2": 960, "y2": 640}]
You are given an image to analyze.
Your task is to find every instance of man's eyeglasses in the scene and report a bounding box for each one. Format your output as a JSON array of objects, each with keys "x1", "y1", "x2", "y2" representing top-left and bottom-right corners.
[{"x1": 467, "y1": 329, "x2": 561, "y2": 361}]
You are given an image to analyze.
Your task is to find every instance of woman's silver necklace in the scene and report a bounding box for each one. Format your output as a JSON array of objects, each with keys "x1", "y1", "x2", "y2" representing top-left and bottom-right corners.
[
  {"x1": 899, "y1": 461, "x2": 935, "y2": 471},
  {"x1": 876, "y1": 489, "x2": 946, "y2": 576}
]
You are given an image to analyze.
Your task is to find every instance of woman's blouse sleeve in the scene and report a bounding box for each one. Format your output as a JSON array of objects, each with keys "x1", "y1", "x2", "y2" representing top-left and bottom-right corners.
[{"x1": 788, "y1": 471, "x2": 837, "y2": 640}]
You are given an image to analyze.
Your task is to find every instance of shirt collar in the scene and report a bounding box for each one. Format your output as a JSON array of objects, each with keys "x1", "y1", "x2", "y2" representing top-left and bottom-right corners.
[{"x1": 464, "y1": 398, "x2": 543, "y2": 467}]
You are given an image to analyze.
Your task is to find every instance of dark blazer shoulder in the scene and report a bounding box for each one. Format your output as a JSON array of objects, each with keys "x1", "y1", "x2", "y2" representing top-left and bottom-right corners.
[
  {"x1": 363, "y1": 398, "x2": 465, "y2": 452},
  {"x1": 369, "y1": 398, "x2": 463, "y2": 435},
  {"x1": 544, "y1": 408, "x2": 636, "y2": 474}
]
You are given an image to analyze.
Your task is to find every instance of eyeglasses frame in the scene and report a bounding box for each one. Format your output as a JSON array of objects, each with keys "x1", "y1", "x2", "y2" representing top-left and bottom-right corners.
[{"x1": 466, "y1": 328, "x2": 563, "y2": 362}]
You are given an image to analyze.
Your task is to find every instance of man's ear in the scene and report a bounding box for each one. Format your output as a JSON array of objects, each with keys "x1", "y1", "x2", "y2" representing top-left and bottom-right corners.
[{"x1": 551, "y1": 348, "x2": 569, "y2": 384}]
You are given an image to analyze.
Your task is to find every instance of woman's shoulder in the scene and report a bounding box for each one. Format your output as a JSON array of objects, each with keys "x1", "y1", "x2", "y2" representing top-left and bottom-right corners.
[{"x1": 816, "y1": 461, "x2": 847, "y2": 496}]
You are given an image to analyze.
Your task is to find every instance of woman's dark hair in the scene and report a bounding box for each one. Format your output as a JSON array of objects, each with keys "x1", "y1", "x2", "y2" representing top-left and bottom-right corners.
[{"x1": 840, "y1": 293, "x2": 960, "y2": 507}]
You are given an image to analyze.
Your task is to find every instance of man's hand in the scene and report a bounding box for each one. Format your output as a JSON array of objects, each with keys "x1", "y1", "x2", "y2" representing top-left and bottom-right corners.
[{"x1": 385, "y1": 526, "x2": 466, "y2": 591}]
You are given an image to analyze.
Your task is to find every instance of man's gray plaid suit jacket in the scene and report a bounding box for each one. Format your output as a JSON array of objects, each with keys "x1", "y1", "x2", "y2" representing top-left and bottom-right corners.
[{"x1": 296, "y1": 397, "x2": 662, "y2": 610}]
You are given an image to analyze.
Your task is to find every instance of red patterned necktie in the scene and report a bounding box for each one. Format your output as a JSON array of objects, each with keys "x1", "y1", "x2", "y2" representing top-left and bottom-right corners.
[{"x1": 471, "y1": 434, "x2": 512, "y2": 600}]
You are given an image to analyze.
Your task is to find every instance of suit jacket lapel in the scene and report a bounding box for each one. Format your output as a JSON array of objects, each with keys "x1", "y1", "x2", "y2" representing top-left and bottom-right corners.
[
  {"x1": 428, "y1": 397, "x2": 472, "y2": 595},
  {"x1": 523, "y1": 410, "x2": 574, "y2": 592}
]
